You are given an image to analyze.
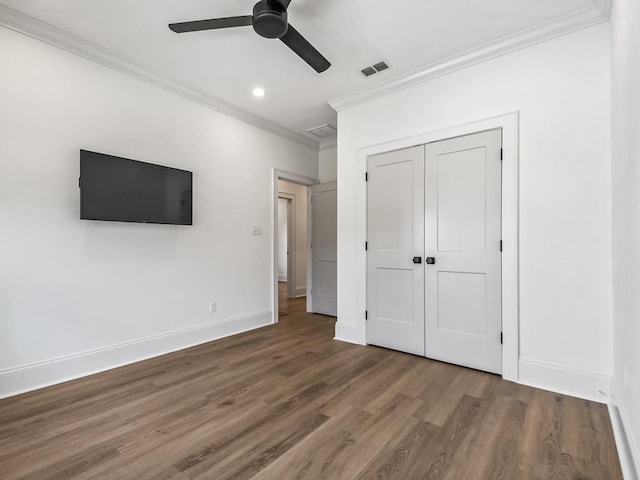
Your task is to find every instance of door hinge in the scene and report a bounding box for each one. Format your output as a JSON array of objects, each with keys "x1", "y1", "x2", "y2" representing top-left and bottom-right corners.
[
  {"x1": 500, "y1": 240, "x2": 503, "y2": 252},
  {"x1": 500, "y1": 332, "x2": 503, "y2": 345},
  {"x1": 365, "y1": 310, "x2": 368, "y2": 320},
  {"x1": 365, "y1": 172, "x2": 368, "y2": 182},
  {"x1": 365, "y1": 241, "x2": 368, "y2": 251},
  {"x1": 78, "y1": 177, "x2": 81, "y2": 188},
  {"x1": 500, "y1": 148, "x2": 503, "y2": 161}
]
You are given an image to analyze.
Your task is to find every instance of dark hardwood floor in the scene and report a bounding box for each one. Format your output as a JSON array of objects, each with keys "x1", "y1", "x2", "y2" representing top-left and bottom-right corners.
[
  {"x1": 0, "y1": 286, "x2": 622, "y2": 479},
  {"x1": 278, "y1": 281, "x2": 306, "y2": 319}
]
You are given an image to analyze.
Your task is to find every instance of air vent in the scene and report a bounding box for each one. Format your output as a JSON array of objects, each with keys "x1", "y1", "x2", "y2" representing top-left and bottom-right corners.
[
  {"x1": 361, "y1": 61, "x2": 390, "y2": 77},
  {"x1": 306, "y1": 123, "x2": 337, "y2": 140},
  {"x1": 361, "y1": 66, "x2": 376, "y2": 77},
  {"x1": 373, "y1": 62, "x2": 389, "y2": 72}
]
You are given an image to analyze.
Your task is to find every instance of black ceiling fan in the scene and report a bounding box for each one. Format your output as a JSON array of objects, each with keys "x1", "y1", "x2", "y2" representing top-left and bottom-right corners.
[{"x1": 168, "y1": 0, "x2": 331, "y2": 73}]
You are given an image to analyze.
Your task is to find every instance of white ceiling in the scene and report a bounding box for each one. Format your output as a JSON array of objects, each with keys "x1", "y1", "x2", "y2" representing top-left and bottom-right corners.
[{"x1": 0, "y1": 0, "x2": 605, "y2": 145}]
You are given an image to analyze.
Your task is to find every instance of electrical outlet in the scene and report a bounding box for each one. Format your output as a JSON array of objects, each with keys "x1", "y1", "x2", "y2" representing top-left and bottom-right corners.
[{"x1": 209, "y1": 302, "x2": 217, "y2": 314}]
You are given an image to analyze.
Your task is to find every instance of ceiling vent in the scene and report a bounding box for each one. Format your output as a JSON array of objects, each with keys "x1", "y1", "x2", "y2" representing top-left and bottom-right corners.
[
  {"x1": 361, "y1": 66, "x2": 376, "y2": 77},
  {"x1": 306, "y1": 123, "x2": 337, "y2": 140},
  {"x1": 361, "y1": 61, "x2": 390, "y2": 77}
]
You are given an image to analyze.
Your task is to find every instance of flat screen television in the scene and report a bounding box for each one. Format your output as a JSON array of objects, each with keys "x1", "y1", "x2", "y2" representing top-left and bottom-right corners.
[{"x1": 80, "y1": 150, "x2": 193, "y2": 225}]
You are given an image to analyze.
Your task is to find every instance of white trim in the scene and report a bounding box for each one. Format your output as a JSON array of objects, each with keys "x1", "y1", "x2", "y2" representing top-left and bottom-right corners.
[
  {"x1": 0, "y1": 310, "x2": 272, "y2": 399},
  {"x1": 272, "y1": 169, "x2": 318, "y2": 323},
  {"x1": 329, "y1": 5, "x2": 609, "y2": 112},
  {"x1": 306, "y1": 186, "x2": 313, "y2": 313},
  {"x1": 274, "y1": 170, "x2": 318, "y2": 188},
  {"x1": 334, "y1": 322, "x2": 360, "y2": 345},
  {"x1": 343, "y1": 112, "x2": 520, "y2": 381},
  {"x1": 295, "y1": 287, "x2": 307, "y2": 297},
  {"x1": 0, "y1": 5, "x2": 318, "y2": 150},
  {"x1": 610, "y1": 379, "x2": 640, "y2": 480},
  {"x1": 278, "y1": 274, "x2": 288, "y2": 282},
  {"x1": 609, "y1": 405, "x2": 640, "y2": 480},
  {"x1": 319, "y1": 138, "x2": 338, "y2": 150},
  {"x1": 518, "y1": 358, "x2": 610, "y2": 403},
  {"x1": 594, "y1": 0, "x2": 613, "y2": 18}
]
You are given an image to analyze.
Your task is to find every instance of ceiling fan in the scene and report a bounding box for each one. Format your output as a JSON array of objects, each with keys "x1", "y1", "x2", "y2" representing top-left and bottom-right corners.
[{"x1": 168, "y1": 0, "x2": 331, "y2": 73}]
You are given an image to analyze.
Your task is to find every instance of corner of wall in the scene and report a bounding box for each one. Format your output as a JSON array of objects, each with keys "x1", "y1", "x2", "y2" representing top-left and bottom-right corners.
[
  {"x1": 518, "y1": 358, "x2": 611, "y2": 403},
  {"x1": 609, "y1": 379, "x2": 640, "y2": 480},
  {"x1": 593, "y1": 0, "x2": 613, "y2": 18},
  {"x1": 334, "y1": 322, "x2": 364, "y2": 346},
  {"x1": 318, "y1": 139, "x2": 338, "y2": 183}
]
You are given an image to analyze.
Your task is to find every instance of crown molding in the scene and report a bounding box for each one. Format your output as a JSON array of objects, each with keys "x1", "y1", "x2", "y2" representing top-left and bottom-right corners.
[
  {"x1": 319, "y1": 137, "x2": 337, "y2": 150},
  {"x1": 0, "y1": 5, "x2": 319, "y2": 151},
  {"x1": 593, "y1": 0, "x2": 613, "y2": 18},
  {"x1": 329, "y1": 4, "x2": 609, "y2": 112}
]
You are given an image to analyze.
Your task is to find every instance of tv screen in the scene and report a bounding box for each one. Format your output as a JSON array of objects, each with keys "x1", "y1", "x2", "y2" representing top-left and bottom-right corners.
[{"x1": 80, "y1": 150, "x2": 192, "y2": 225}]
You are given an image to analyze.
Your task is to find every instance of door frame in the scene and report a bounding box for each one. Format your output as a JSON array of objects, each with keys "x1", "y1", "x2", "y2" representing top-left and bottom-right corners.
[
  {"x1": 355, "y1": 112, "x2": 519, "y2": 381},
  {"x1": 277, "y1": 193, "x2": 296, "y2": 299},
  {"x1": 272, "y1": 169, "x2": 318, "y2": 323}
]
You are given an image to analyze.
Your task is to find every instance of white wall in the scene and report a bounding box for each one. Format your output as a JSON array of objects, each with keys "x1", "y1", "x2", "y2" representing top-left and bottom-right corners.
[
  {"x1": 0, "y1": 27, "x2": 318, "y2": 397},
  {"x1": 611, "y1": 0, "x2": 640, "y2": 473},
  {"x1": 319, "y1": 142, "x2": 338, "y2": 183},
  {"x1": 278, "y1": 180, "x2": 308, "y2": 296},
  {"x1": 335, "y1": 24, "x2": 612, "y2": 399}
]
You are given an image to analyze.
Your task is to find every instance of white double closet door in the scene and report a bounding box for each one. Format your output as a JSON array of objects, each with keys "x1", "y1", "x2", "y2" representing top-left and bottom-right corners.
[{"x1": 366, "y1": 129, "x2": 503, "y2": 374}]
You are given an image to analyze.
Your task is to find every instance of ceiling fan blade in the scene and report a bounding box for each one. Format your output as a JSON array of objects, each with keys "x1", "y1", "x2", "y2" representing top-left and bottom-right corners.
[
  {"x1": 270, "y1": 0, "x2": 292, "y2": 10},
  {"x1": 169, "y1": 16, "x2": 253, "y2": 34},
  {"x1": 280, "y1": 24, "x2": 331, "y2": 73}
]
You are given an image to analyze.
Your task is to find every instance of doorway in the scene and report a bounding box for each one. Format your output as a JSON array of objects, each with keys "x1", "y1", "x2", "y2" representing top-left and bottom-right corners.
[
  {"x1": 272, "y1": 169, "x2": 338, "y2": 323},
  {"x1": 272, "y1": 170, "x2": 316, "y2": 322},
  {"x1": 277, "y1": 194, "x2": 295, "y2": 300},
  {"x1": 366, "y1": 129, "x2": 503, "y2": 374},
  {"x1": 276, "y1": 180, "x2": 307, "y2": 318}
]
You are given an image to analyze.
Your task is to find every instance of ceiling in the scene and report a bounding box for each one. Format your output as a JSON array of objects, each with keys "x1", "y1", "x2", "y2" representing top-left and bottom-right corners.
[{"x1": 0, "y1": 0, "x2": 607, "y2": 146}]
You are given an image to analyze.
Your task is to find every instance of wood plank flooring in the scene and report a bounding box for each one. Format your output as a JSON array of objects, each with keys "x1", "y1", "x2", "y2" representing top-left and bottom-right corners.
[{"x1": 0, "y1": 288, "x2": 623, "y2": 479}]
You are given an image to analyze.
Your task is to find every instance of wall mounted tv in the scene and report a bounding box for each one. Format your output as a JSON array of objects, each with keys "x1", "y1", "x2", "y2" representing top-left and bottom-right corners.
[{"x1": 80, "y1": 150, "x2": 193, "y2": 225}]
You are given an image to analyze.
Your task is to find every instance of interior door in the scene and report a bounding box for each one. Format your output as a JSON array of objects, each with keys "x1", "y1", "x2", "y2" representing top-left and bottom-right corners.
[
  {"x1": 424, "y1": 129, "x2": 503, "y2": 373},
  {"x1": 310, "y1": 182, "x2": 337, "y2": 316},
  {"x1": 367, "y1": 146, "x2": 425, "y2": 356}
]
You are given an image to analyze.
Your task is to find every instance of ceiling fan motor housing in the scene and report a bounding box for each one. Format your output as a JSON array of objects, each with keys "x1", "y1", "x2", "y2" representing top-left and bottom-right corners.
[{"x1": 253, "y1": 0, "x2": 288, "y2": 39}]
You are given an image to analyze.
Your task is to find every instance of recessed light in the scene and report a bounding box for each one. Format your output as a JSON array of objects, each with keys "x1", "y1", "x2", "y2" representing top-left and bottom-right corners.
[{"x1": 252, "y1": 87, "x2": 266, "y2": 98}]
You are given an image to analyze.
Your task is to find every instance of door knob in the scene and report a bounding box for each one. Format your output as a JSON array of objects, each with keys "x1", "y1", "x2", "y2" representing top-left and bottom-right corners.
[
  {"x1": 426, "y1": 257, "x2": 436, "y2": 265},
  {"x1": 412, "y1": 256, "x2": 422, "y2": 264}
]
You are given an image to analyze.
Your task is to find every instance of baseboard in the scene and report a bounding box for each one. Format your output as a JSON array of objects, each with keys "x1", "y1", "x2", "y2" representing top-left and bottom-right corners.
[
  {"x1": 0, "y1": 310, "x2": 272, "y2": 399},
  {"x1": 277, "y1": 275, "x2": 287, "y2": 282},
  {"x1": 334, "y1": 322, "x2": 364, "y2": 345},
  {"x1": 609, "y1": 404, "x2": 640, "y2": 480},
  {"x1": 610, "y1": 379, "x2": 640, "y2": 480},
  {"x1": 295, "y1": 286, "x2": 306, "y2": 297},
  {"x1": 518, "y1": 358, "x2": 610, "y2": 403}
]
